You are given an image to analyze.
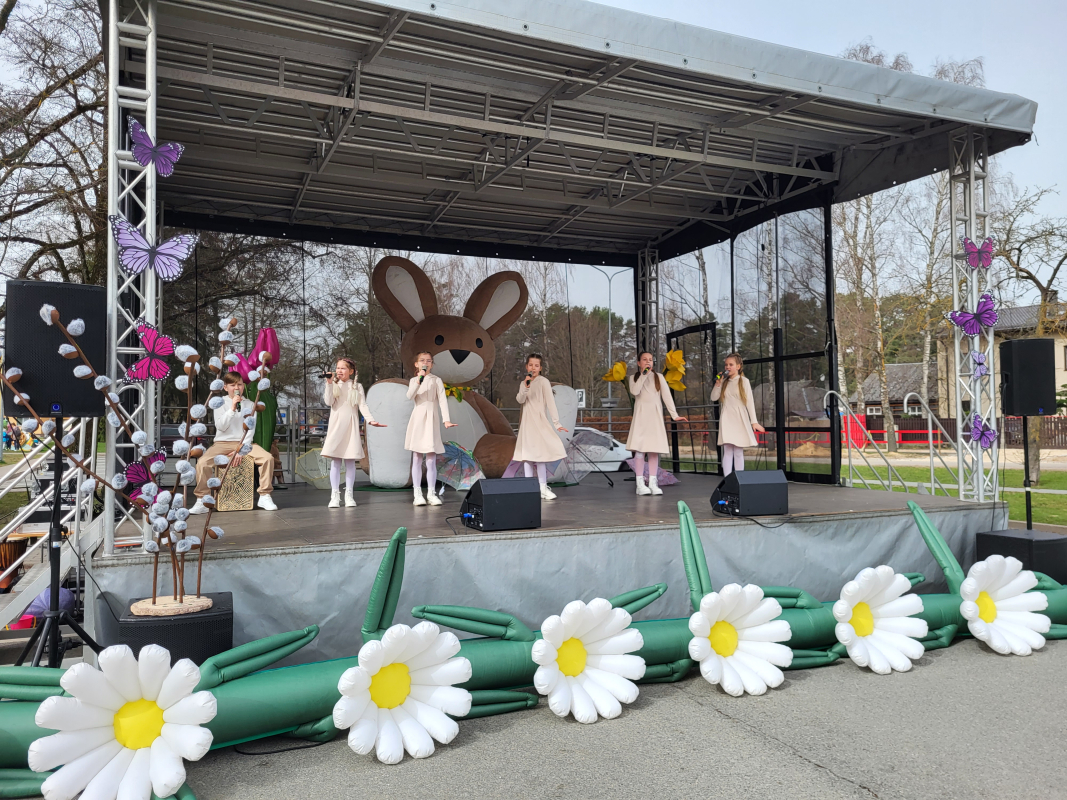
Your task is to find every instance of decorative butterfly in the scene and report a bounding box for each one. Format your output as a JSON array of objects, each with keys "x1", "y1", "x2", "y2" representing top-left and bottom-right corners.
[
  {"x1": 970, "y1": 413, "x2": 997, "y2": 450},
  {"x1": 971, "y1": 351, "x2": 988, "y2": 378},
  {"x1": 947, "y1": 293, "x2": 998, "y2": 337},
  {"x1": 123, "y1": 449, "x2": 167, "y2": 502},
  {"x1": 123, "y1": 319, "x2": 174, "y2": 384},
  {"x1": 128, "y1": 117, "x2": 185, "y2": 177},
  {"x1": 109, "y1": 215, "x2": 199, "y2": 282},
  {"x1": 959, "y1": 236, "x2": 996, "y2": 270}
]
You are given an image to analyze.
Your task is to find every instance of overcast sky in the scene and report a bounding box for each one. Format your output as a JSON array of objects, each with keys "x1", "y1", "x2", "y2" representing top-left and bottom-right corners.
[{"x1": 567, "y1": 0, "x2": 1065, "y2": 323}]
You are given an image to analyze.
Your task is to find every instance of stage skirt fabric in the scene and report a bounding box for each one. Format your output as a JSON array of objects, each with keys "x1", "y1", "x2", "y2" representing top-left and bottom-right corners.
[
  {"x1": 625, "y1": 371, "x2": 681, "y2": 455},
  {"x1": 513, "y1": 376, "x2": 567, "y2": 463},
  {"x1": 711, "y1": 375, "x2": 759, "y2": 448},
  {"x1": 322, "y1": 380, "x2": 375, "y2": 460},
  {"x1": 404, "y1": 373, "x2": 451, "y2": 454}
]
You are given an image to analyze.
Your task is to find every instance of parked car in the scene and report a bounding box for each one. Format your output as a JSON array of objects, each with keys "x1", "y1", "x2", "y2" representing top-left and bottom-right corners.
[{"x1": 572, "y1": 426, "x2": 632, "y2": 472}]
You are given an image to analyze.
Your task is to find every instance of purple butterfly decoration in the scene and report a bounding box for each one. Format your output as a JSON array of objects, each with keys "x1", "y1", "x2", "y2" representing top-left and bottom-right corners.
[
  {"x1": 109, "y1": 215, "x2": 199, "y2": 282},
  {"x1": 123, "y1": 449, "x2": 167, "y2": 502},
  {"x1": 970, "y1": 413, "x2": 997, "y2": 450},
  {"x1": 971, "y1": 351, "x2": 988, "y2": 378},
  {"x1": 948, "y1": 293, "x2": 998, "y2": 337},
  {"x1": 959, "y1": 236, "x2": 996, "y2": 270},
  {"x1": 128, "y1": 118, "x2": 185, "y2": 177},
  {"x1": 123, "y1": 319, "x2": 174, "y2": 384}
]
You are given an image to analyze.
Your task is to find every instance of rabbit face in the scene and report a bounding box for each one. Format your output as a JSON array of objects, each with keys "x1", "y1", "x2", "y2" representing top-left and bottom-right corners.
[
  {"x1": 373, "y1": 256, "x2": 529, "y2": 383},
  {"x1": 403, "y1": 314, "x2": 492, "y2": 384}
]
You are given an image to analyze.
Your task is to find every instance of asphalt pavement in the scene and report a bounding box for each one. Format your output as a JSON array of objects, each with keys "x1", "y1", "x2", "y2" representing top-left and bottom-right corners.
[{"x1": 186, "y1": 638, "x2": 1067, "y2": 800}]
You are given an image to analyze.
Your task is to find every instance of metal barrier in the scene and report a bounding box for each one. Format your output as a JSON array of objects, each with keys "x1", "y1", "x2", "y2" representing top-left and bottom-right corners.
[
  {"x1": 902, "y1": 392, "x2": 963, "y2": 498},
  {"x1": 823, "y1": 391, "x2": 912, "y2": 494}
]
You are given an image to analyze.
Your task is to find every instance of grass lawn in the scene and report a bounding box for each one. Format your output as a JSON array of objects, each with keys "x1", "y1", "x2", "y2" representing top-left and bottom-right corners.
[{"x1": 0, "y1": 490, "x2": 29, "y2": 525}]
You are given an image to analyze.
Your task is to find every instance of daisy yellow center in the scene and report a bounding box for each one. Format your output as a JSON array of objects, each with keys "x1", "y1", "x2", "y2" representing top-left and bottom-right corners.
[
  {"x1": 556, "y1": 637, "x2": 587, "y2": 677},
  {"x1": 976, "y1": 591, "x2": 998, "y2": 623},
  {"x1": 113, "y1": 699, "x2": 164, "y2": 750},
  {"x1": 849, "y1": 602, "x2": 875, "y2": 637},
  {"x1": 369, "y1": 663, "x2": 411, "y2": 709},
  {"x1": 708, "y1": 620, "x2": 738, "y2": 657}
]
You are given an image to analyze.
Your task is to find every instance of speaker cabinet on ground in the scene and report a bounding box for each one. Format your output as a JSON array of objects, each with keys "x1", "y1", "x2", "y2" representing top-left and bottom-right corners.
[
  {"x1": 712, "y1": 470, "x2": 789, "y2": 516},
  {"x1": 2, "y1": 281, "x2": 106, "y2": 418},
  {"x1": 976, "y1": 529, "x2": 1067, "y2": 585},
  {"x1": 117, "y1": 592, "x2": 233, "y2": 665},
  {"x1": 1000, "y1": 338, "x2": 1056, "y2": 417},
  {"x1": 460, "y1": 477, "x2": 541, "y2": 532}
]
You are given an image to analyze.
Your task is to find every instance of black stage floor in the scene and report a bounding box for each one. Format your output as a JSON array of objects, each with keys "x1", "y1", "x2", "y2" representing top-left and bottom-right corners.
[{"x1": 183, "y1": 474, "x2": 978, "y2": 554}]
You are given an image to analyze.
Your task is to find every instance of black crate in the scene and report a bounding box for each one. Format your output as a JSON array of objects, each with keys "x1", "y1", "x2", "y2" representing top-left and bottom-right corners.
[{"x1": 976, "y1": 530, "x2": 1067, "y2": 584}]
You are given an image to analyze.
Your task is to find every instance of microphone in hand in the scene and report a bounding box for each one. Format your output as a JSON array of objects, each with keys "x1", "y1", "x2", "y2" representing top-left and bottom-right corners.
[
  {"x1": 418, "y1": 365, "x2": 427, "y2": 384},
  {"x1": 525, "y1": 372, "x2": 532, "y2": 387},
  {"x1": 643, "y1": 367, "x2": 650, "y2": 375}
]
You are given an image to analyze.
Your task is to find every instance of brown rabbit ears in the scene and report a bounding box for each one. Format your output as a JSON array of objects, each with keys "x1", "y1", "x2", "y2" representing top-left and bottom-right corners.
[{"x1": 372, "y1": 256, "x2": 528, "y2": 338}]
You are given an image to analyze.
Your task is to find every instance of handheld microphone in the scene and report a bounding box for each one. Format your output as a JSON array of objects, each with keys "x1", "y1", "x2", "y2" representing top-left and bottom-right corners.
[
  {"x1": 525, "y1": 371, "x2": 532, "y2": 387},
  {"x1": 643, "y1": 367, "x2": 650, "y2": 375},
  {"x1": 320, "y1": 372, "x2": 333, "y2": 379},
  {"x1": 419, "y1": 365, "x2": 427, "y2": 384}
]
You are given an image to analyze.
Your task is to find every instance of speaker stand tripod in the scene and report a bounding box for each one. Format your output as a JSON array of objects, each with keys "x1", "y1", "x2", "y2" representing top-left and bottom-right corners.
[
  {"x1": 1022, "y1": 414, "x2": 1034, "y2": 531},
  {"x1": 15, "y1": 414, "x2": 100, "y2": 668}
]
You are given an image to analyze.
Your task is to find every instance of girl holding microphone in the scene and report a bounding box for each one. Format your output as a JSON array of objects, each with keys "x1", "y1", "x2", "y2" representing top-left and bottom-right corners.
[
  {"x1": 514, "y1": 353, "x2": 568, "y2": 500},
  {"x1": 322, "y1": 357, "x2": 386, "y2": 508},
  {"x1": 406, "y1": 351, "x2": 457, "y2": 506},
  {"x1": 626, "y1": 351, "x2": 688, "y2": 495},
  {"x1": 710, "y1": 352, "x2": 765, "y2": 476}
]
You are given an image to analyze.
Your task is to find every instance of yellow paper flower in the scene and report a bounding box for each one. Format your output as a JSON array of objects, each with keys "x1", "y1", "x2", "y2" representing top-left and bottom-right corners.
[
  {"x1": 664, "y1": 369, "x2": 686, "y2": 391},
  {"x1": 601, "y1": 361, "x2": 627, "y2": 382},
  {"x1": 663, "y1": 349, "x2": 686, "y2": 374},
  {"x1": 444, "y1": 384, "x2": 472, "y2": 403}
]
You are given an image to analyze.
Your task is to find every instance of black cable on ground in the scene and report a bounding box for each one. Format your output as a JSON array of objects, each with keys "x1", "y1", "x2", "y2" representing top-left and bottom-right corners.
[
  {"x1": 233, "y1": 740, "x2": 329, "y2": 756},
  {"x1": 444, "y1": 515, "x2": 463, "y2": 535}
]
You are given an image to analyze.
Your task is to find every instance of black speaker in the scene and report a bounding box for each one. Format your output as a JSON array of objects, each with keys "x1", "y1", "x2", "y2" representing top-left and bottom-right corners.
[
  {"x1": 460, "y1": 477, "x2": 541, "y2": 532},
  {"x1": 712, "y1": 470, "x2": 789, "y2": 516},
  {"x1": 117, "y1": 592, "x2": 233, "y2": 665},
  {"x1": 976, "y1": 529, "x2": 1067, "y2": 584},
  {"x1": 1000, "y1": 339, "x2": 1056, "y2": 417},
  {"x1": 2, "y1": 281, "x2": 106, "y2": 418}
]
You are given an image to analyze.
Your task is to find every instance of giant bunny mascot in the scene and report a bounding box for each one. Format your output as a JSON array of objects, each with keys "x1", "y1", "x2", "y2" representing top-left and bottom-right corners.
[{"x1": 363, "y1": 256, "x2": 577, "y2": 488}]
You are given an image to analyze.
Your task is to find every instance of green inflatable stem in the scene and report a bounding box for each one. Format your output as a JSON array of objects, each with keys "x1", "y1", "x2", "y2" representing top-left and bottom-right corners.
[
  {"x1": 1035, "y1": 572, "x2": 1064, "y2": 590},
  {"x1": 906, "y1": 501, "x2": 966, "y2": 594},
  {"x1": 0, "y1": 667, "x2": 62, "y2": 687},
  {"x1": 608, "y1": 583, "x2": 668, "y2": 614},
  {"x1": 291, "y1": 715, "x2": 340, "y2": 743},
  {"x1": 152, "y1": 783, "x2": 197, "y2": 800},
  {"x1": 0, "y1": 685, "x2": 63, "y2": 702},
  {"x1": 786, "y1": 648, "x2": 842, "y2": 669},
  {"x1": 920, "y1": 624, "x2": 959, "y2": 651},
  {"x1": 0, "y1": 770, "x2": 45, "y2": 798},
  {"x1": 760, "y1": 586, "x2": 822, "y2": 609},
  {"x1": 465, "y1": 690, "x2": 539, "y2": 718},
  {"x1": 195, "y1": 626, "x2": 319, "y2": 691},
  {"x1": 678, "y1": 500, "x2": 713, "y2": 610},
  {"x1": 361, "y1": 528, "x2": 407, "y2": 640},
  {"x1": 410, "y1": 605, "x2": 535, "y2": 641},
  {"x1": 639, "y1": 658, "x2": 694, "y2": 683},
  {"x1": 1046, "y1": 623, "x2": 1067, "y2": 640}
]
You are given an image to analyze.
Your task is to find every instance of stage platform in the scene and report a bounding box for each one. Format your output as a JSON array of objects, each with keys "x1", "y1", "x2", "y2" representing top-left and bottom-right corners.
[{"x1": 87, "y1": 475, "x2": 1005, "y2": 666}]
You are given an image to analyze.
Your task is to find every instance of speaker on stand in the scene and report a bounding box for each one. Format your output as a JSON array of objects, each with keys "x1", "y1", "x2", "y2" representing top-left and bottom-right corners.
[
  {"x1": 999, "y1": 339, "x2": 1056, "y2": 531},
  {"x1": 3, "y1": 281, "x2": 105, "y2": 667}
]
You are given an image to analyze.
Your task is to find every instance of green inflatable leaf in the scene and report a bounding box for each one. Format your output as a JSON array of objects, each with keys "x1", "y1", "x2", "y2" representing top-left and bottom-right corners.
[
  {"x1": 362, "y1": 527, "x2": 407, "y2": 640},
  {"x1": 678, "y1": 501, "x2": 712, "y2": 610}
]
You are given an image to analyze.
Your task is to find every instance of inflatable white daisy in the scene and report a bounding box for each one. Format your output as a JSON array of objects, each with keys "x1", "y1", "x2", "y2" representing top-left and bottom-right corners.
[
  {"x1": 833, "y1": 565, "x2": 929, "y2": 674},
  {"x1": 29, "y1": 644, "x2": 216, "y2": 800},
  {"x1": 960, "y1": 554, "x2": 1050, "y2": 655},
  {"x1": 531, "y1": 598, "x2": 646, "y2": 724},
  {"x1": 333, "y1": 622, "x2": 473, "y2": 764},
  {"x1": 688, "y1": 584, "x2": 793, "y2": 697}
]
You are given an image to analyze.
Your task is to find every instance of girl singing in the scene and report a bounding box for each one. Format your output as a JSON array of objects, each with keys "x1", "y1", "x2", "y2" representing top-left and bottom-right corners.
[
  {"x1": 626, "y1": 352, "x2": 688, "y2": 495},
  {"x1": 405, "y1": 351, "x2": 456, "y2": 506},
  {"x1": 322, "y1": 357, "x2": 386, "y2": 509},
  {"x1": 513, "y1": 353, "x2": 568, "y2": 500},
  {"x1": 711, "y1": 352, "x2": 765, "y2": 475}
]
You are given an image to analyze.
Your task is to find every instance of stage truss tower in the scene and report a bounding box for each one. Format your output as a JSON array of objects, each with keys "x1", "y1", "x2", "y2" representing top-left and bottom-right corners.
[
  {"x1": 104, "y1": 0, "x2": 160, "y2": 553},
  {"x1": 636, "y1": 248, "x2": 661, "y2": 359},
  {"x1": 948, "y1": 129, "x2": 998, "y2": 502}
]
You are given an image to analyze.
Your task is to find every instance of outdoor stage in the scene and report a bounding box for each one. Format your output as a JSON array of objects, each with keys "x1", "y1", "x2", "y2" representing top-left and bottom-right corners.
[{"x1": 86, "y1": 476, "x2": 1004, "y2": 665}]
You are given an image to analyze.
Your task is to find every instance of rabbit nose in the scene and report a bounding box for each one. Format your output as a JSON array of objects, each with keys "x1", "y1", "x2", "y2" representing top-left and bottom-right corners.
[{"x1": 450, "y1": 349, "x2": 470, "y2": 364}]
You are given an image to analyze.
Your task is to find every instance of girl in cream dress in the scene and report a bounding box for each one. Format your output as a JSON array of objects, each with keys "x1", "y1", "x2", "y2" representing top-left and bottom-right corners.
[
  {"x1": 405, "y1": 351, "x2": 457, "y2": 506},
  {"x1": 626, "y1": 351, "x2": 688, "y2": 495},
  {"x1": 513, "y1": 353, "x2": 568, "y2": 500},
  {"x1": 322, "y1": 357, "x2": 387, "y2": 508},
  {"x1": 710, "y1": 352, "x2": 765, "y2": 475}
]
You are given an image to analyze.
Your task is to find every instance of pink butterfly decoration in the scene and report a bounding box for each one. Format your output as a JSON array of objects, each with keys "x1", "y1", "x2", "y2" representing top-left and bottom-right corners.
[
  {"x1": 123, "y1": 319, "x2": 174, "y2": 384},
  {"x1": 123, "y1": 449, "x2": 167, "y2": 501},
  {"x1": 960, "y1": 237, "x2": 996, "y2": 270}
]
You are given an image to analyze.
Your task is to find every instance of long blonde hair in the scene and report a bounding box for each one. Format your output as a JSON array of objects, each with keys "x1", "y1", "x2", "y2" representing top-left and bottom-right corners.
[{"x1": 725, "y1": 352, "x2": 747, "y2": 405}]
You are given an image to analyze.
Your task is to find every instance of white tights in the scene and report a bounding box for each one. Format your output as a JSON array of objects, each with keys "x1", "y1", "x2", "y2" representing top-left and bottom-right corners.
[
  {"x1": 329, "y1": 458, "x2": 356, "y2": 492},
  {"x1": 522, "y1": 462, "x2": 548, "y2": 488},
  {"x1": 633, "y1": 452, "x2": 659, "y2": 480},
  {"x1": 722, "y1": 444, "x2": 745, "y2": 476},
  {"x1": 411, "y1": 452, "x2": 437, "y2": 491}
]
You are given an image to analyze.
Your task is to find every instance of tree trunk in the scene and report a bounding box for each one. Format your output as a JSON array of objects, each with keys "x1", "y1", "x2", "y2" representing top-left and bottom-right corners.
[{"x1": 864, "y1": 197, "x2": 897, "y2": 452}]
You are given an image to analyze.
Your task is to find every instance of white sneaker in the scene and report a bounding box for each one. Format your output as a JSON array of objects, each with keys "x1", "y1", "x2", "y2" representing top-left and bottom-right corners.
[
  {"x1": 413, "y1": 487, "x2": 426, "y2": 506},
  {"x1": 189, "y1": 498, "x2": 208, "y2": 515},
  {"x1": 540, "y1": 485, "x2": 557, "y2": 500},
  {"x1": 257, "y1": 494, "x2": 278, "y2": 511},
  {"x1": 635, "y1": 476, "x2": 651, "y2": 496},
  {"x1": 328, "y1": 490, "x2": 341, "y2": 509},
  {"x1": 648, "y1": 477, "x2": 663, "y2": 496},
  {"x1": 427, "y1": 490, "x2": 442, "y2": 506},
  {"x1": 344, "y1": 489, "x2": 357, "y2": 507}
]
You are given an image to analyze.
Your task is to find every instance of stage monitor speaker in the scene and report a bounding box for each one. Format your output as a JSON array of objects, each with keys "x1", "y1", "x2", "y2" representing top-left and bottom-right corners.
[
  {"x1": 2, "y1": 280, "x2": 106, "y2": 418},
  {"x1": 712, "y1": 470, "x2": 788, "y2": 516},
  {"x1": 460, "y1": 477, "x2": 541, "y2": 532},
  {"x1": 976, "y1": 529, "x2": 1067, "y2": 585},
  {"x1": 117, "y1": 592, "x2": 233, "y2": 665},
  {"x1": 1000, "y1": 338, "x2": 1056, "y2": 417}
]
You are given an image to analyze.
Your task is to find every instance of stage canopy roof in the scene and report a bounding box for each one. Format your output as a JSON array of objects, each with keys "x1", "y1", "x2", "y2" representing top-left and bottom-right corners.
[{"x1": 128, "y1": 0, "x2": 1037, "y2": 266}]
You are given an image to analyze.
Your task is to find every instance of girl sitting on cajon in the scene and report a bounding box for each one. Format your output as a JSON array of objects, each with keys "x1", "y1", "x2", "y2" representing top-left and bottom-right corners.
[
  {"x1": 627, "y1": 351, "x2": 688, "y2": 495},
  {"x1": 405, "y1": 351, "x2": 456, "y2": 506},
  {"x1": 514, "y1": 353, "x2": 568, "y2": 500}
]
